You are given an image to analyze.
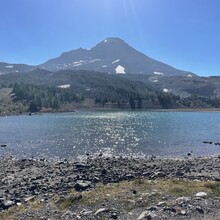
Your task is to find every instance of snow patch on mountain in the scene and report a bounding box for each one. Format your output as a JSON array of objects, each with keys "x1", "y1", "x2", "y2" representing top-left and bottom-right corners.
[
  {"x1": 72, "y1": 60, "x2": 86, "y2": 67},
  {"x1": 112, "y1": 59, "x2": 120, "y2": 64},
  {"x1": 5, "y1": 65, "x2": 14, "y2": 69},
  {"x1": 102, "y1": 65, "x2": 108, "y2": 68},
  {"x1": 89, "y1": 59, "x2": 101, "y2": 63},
  {"x1": 154, "y1": 71, "x2": 164, "y2": 76},
  {"x1": 58, "y1": 84, "x2": 70, "y2": 89},
  {"x1": 115, "y1": 65, "x2": 126, "y2": 74},
  {"x1": 74, "y1": 60, "x2": 85, "y2": 64},
  {"x1": 163, "y1": 88, "x2": 169, "y2": 93}
]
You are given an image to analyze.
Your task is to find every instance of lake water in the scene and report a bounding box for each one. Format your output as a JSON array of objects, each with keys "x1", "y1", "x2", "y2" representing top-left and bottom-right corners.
[{"x1": 0, "y1": 111, "x2": 220, "y2": 159}]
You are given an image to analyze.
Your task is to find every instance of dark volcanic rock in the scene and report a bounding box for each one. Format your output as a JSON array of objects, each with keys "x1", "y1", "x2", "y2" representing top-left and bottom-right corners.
[
  {"x1": 0, "y1": 144, "x2": 7, "y2": 147},
  {"x1": 74, "y1": 180, "x2": 91, "y2": 191},
  {"x1": 0, "y1": 200, "x2": 15, "y2": 210}
]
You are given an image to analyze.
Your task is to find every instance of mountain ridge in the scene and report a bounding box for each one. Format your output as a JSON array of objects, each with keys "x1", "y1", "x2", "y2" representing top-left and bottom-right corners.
[
  {"x1": 0, "y1": 38, "x2": 195, "y2": 76},
  {"x1": 41, "y1": 37, "x2": 194, "y2": 76}
]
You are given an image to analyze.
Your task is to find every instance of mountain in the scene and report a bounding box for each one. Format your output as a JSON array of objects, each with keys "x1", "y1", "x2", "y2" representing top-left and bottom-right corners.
[
  {"x1": 0, "y1": 62, "x2": 34, "y2": 75},
  {"x1": 40, "y1": 38, "x2": 194, "y2": 76}
]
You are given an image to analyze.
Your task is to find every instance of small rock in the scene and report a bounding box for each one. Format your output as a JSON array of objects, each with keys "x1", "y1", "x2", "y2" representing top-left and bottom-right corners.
[
  {"x1": 147, "y1": 206, "x2": 157, "y2": 211},
  {"x1": 24, "y1": 196, "x2": 35, "y2": 202},
  {"x1": 203, "y1": 141, "x2": 213, "y2": 144},
  {"x1": 180, "y1": 210, "x2": 187, "y2": 215},
  {"x1": 111, "y1": 212, "x2": 118, "y2": 219},
  {"x1": 61, "y1": 210, "x2": 74, "y2": 219},
  {"x1": 75, "y1": 162, "x2": 89, "y2": 169},
  {"x1": 94, "y1": 207, "x2": 109, "y2": 215},
  {"x1": 125, "y1": 174, "x2": 134, "y2": 179},
  {"x1": 0, "y1": 144, "x2": 7, "y2": 147},
  {"x1": 176, "y1": 171, "x2": 185, "y2": 176},
  {"x1": 196, "y1": 206, "x2": 204, "y2": 214},
  {"x1": 157, "y1": 201, "x2": 167, "y2": 207},
  {"x1": 154, "y1": 172, "x2": 165, "y2": 178},
  {"x1": 80, "y1": 209, "x2": 92, "y2": 215},
  {"x1": 137, "y1": 211, "x2": 149, "y2": 220},
  {"x1": 195, "y1": 192, "x2": 207, "y2": 198},
  {"x1": 175, "y1": 196, "x2": 190, "y2": 204},
  {"x1": 2, "y1": 200, "x2": 15, "y2": 209},
  {"x1": 93, "y1": 177, "x2": 100, "y2": 182},
  {"x1": 74, "y1": 180, "x2": 91, "y2": 191},
  {"x1": 101, "y1": 168, "x2": 107, "y2": 175},
  {"x1": 131, "y1": 189, "x2": 137, "y2": 194},
  {"x1": 137, "y1": 211, "x2": 157, "y2": 220}
]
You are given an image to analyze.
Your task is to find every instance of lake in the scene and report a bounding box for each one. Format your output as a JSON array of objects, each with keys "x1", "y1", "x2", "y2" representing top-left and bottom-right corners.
[{"x1": 0, "y1": 111, "x2": 220, "y2": 159}]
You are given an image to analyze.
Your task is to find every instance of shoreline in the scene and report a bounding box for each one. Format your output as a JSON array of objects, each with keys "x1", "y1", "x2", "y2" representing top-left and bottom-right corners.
[
  {"x1": 1, "y1": 154, "x2": 220, "y2": 219},
  {"x1": 2, "y1": 107, "x2": 220, "y2": 118}
]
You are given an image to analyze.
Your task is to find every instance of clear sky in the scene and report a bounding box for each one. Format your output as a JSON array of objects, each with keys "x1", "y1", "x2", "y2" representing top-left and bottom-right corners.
[{"x1": 0, "y1": 0, "x2": 219, "y2": 76}]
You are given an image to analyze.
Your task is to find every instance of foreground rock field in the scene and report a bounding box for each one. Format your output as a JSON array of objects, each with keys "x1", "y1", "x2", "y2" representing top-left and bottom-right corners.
[{"x1": 1, "y1": 155, "x2": 220, "y2": 219}]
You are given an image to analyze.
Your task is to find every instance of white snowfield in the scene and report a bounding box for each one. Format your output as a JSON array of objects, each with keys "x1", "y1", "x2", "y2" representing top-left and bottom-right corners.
[
  {"x1": 57, "y1": 84, "x2": 70, "y2": 89},
  {"x1": 5, "y1": 65, "x2": 14, "y2": 68},
  {"x1": 115, "y1": 65, "x2": 126, "y2": 74},
  {"x1": 163, "y1": 88, "x2": 169, "y2": 93},
  {"x1": 154, "y1": 71, "x2": 164, "y2": 76},
  {"x1": 112, "y1": 59, "x2": 120, "y2": 64}
]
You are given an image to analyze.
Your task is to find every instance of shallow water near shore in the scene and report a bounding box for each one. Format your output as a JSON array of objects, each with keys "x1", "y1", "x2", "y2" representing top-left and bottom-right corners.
[{"x1": 0, "y1": 111, "x2": 220, "y2": 159}]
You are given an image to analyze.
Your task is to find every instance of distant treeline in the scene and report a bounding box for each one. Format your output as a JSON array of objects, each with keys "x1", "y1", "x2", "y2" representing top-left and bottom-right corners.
[
  {"x1": 1, "y1": 81, "x2": 220, "y2": 112},
  {"x1": 12, "y1": 83, "x2": 84, "y2": 112},
  {"x1": 9, "y1": 82, "x2": 183, "y2": 112}
]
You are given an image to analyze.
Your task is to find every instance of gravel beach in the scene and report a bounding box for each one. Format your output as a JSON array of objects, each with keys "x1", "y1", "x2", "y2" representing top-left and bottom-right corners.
[{"x1": 1, "y1": 154, "x2": 220, "y2": 219}]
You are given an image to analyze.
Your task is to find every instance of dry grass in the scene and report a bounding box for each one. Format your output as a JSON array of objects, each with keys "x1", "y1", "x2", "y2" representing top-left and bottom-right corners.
[
  {"x1": 58, "y1": 179, "x2": 218, "y2": 209},
  {"x1": 1, "y1": 179, "x2": 220, "y2": 219}
]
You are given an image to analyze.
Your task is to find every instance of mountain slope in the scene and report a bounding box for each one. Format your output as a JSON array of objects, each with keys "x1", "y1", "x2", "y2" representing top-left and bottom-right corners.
[
  {"x1": 0, "y1": 62, "x2": 35, "y2": 75},
  {"x1": 40, "y1": 38, "x2": 193, "y2": 76},
  {"x1": 0, "y1": 68, "x2": 155, "y2": 98}
]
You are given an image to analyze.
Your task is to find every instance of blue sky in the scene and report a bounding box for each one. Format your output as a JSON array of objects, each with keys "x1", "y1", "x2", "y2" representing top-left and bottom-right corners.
[{"x1": 0, "y1": 0, "x2": 219, "y2": 76}]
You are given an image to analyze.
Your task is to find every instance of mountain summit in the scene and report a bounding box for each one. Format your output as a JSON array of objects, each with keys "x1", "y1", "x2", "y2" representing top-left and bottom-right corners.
[{"x1": 40, "y1": 38, "x2": 193, "y2": 76}]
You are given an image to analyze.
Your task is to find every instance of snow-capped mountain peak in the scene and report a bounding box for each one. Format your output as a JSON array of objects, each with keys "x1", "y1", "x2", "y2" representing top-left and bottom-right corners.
[{"x1": 39, "y1": 38, "x2": 193, "y2": 76}]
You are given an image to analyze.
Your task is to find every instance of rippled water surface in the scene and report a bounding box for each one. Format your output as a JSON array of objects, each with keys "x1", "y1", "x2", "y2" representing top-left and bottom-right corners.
[{"x1": 0, "y1": 111, "x2": 220, "y2": 159}]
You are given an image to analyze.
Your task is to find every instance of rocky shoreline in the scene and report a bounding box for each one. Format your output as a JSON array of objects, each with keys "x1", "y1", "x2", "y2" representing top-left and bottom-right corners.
[{"x1": 1, "y1": 154, "x2": 220, "y2": 219}]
